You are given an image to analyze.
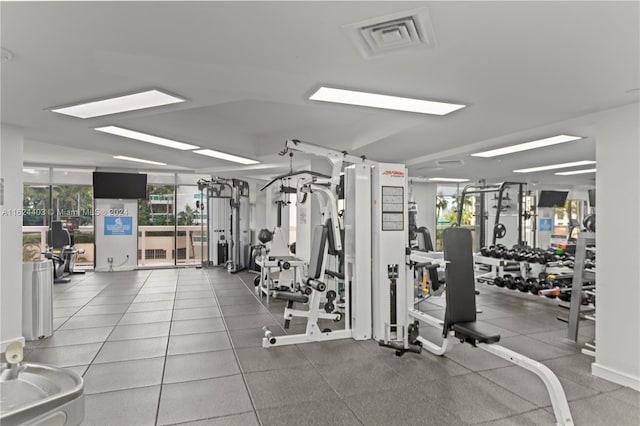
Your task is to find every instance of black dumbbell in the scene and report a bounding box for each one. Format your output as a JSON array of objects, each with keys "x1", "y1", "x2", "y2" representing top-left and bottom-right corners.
[
  {"x1": 515, "y1": 276, "x2": 529, "y2": 292},
  {"x1": 494, "y1": 276, "x2": 506, "y2": 287},
  {"x1": 480, "y1": 246, "x2": 492, "y2": 257},
  {"x1": 504, "y1": 274, "x2": 516, "y2": 290}
]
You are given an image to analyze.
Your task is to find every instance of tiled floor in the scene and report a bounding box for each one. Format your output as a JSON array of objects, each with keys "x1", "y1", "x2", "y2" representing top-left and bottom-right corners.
[{"x1": 23, "y1": 268, "x2": 640, "y2": 425}]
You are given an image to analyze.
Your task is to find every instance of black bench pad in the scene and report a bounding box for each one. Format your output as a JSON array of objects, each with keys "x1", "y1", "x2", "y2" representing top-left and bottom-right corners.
[
  {"x1": 452, "y1": 322, "x2": 501, "y2": 344},
  {"x1": 272, "y1": 291, "x2": 309, "y2": 304}
]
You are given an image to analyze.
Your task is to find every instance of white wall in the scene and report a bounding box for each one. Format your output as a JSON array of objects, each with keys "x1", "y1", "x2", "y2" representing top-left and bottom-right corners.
[
  {"x1": 1, "y1": 124, "x2": 25, "y2": 352},
  {"x1": 593, "y1": 102, "x2": 640, "y2": 390},
  {"x1": 410, "y1": 181, "x2": 437, "y2": 233}
]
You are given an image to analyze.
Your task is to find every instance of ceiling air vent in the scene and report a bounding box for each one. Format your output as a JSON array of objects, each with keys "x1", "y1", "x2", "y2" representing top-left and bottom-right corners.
[
  {"x1": 435, "y1": 159, "x2": 465, "y2": 167},
  {"x1": 343, "y1": 7, "x2": 436, "y2": 59}
]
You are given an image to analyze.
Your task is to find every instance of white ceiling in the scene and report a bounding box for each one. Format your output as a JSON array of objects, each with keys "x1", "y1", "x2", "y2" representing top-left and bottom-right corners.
[{"x1": 2, "y1": 1, "x2": 638, "y2": 188}]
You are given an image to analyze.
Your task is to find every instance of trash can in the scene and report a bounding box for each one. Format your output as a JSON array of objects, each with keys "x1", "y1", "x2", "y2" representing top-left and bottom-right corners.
[{"x1": 22, "y1": 260, "x2": 54, "y2": 341}]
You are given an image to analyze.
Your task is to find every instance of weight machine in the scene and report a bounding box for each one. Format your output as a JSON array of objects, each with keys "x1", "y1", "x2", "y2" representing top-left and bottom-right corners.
[
  {"x1": 456, "y1": 182, "x2": 527, "y2": 250},
  {"x1": 197, "y1": 177, "x2": 250, "y2": 272}
]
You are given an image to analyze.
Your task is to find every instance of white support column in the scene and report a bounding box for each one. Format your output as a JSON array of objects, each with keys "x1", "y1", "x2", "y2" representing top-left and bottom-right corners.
[
  {"x1": 1, "y1": 124, "x2": 25, "y2": 352},
  {"x1": 593, "y1": 103, "x2": 640, "y2": 390}
]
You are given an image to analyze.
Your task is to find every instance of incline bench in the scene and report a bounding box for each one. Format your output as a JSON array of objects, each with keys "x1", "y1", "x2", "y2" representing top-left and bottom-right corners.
[{"x1": 409, "y1": 227, "x2": 574, "y2": 426}]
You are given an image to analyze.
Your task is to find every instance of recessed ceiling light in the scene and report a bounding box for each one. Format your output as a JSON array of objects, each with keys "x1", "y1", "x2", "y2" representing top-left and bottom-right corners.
[
  {"x1": 555, "y1": 168, "x2": 597, "y2": 176},
  {"x1": 428, "y1": 177, "x2": 470, "y2": 182},
  {"x1": 52, "y1": 89, "x2": 184, "y2": 118},
  {"x1": 193, "y1": 149, "x2": 259, "y2": 165},
  {"x1": 309, "y1": 87, "x2": 465, "y2": 116},
  {"x1": 513, "y1": 160, "x2": 595, "y2": 173},
  {"x1": 472, "y1": 134, "x2": 583, "y2": 158},
  {"x1": 113, "y1": 155, "x2": 167, "y2": 166},
  {"x1": 96, "y1": 126, "x2": 199, "y2": 150}
]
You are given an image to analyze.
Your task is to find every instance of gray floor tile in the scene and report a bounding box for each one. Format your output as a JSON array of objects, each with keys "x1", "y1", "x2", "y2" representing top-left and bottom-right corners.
[
  {"x1": 258, "y1": 399, "x2": 361, "y2": 426},
  {"x1": 109, "y1": 321, "x2": 171, "y2": 341},
  {"x1": 388, "y1": 349, "x2": 472, "y2": 383},
  {"x1": 53, "y1": 306, "x2": 82, "y2": 317},
  {"x1": 65, "y1": 364, "x2": 89, "y2": 377},
  {"x1": 170, "y1": 317, "x2": 226, "y2": 335},
  {"x1": 127, "y1": 300, "x2": 175, "y2": 312},
  {"x1": 480, "y1": 408, "x2": 557, "y2": 426},
  {"x1": 172, "y1": 306, "x2": 221, "y2": 321},
  {"x1": 217, "y1": 295, "x2": 261, "y2": 306},
  {"x1": 168, "y1": 331, "x2": 232, "y2": 355},
  {"x1": 175, "y1": 290, "x2": 213, "y2": 300},
  {"x1": 498, "y1": 335, "x2": 576, "y2": 361},
  {"x1": 297, "y1": 339, "x2": 382, "y2": 366},
  {"x1": 83, "y1": 385, "x2": 160, "y2": 426},
  {"x1": 544, "y1": 354, "x2": 622, "y2": 393},
  {"x1": 445, "y1": 342, "x2": 513, "y2": 372},
  {"x1": 24, "y1": 343, "x2": 102, "y2": 368},
  {"x1": 98, "y1": 288, "x2": 141, "y2": 296},
  {"x1": 567, "y1": 393, "x2": 640, "y2": 425},
  {"x1": 345, "y1": 385, "x2": 466, "y2": 425},
  {"x1": 53, "y1": 298, "x2": 91, "y2": 308},
  {"x1": 94, "y1": 336, "x2": 168, "y2": 364},
  {"x1": 53, "y1": 317, "x2": 67, "y2": 330},
  {"x1": 487, "y1": 314, "x2": 565, "y2": 335},
  {"x1": 39, "y1": 326, "x2": 114, "y2": 348},
  {"x1": 58, "y1": 314, "x2": 122, "y2": 330},
  {"x1": 432, "y1": 373, "x2": 537, "y2": 424},
  {"x1": 479, "y1": 365, "x2": 599, "y2": 407},
  {"x1": 174, "y1": 412, "x2": 258, "y2": 426},
  {"x1": 163, "y1": 350, "x2": 240, "y2": 383},
  {"x1": 173, "y1": 298, "x2": 217, "y2": 309},
  {"x1": 606, "y1": 387, "x2": 640, "y2": 408},
  {"x1": 119, "y1": 309, "x2": 173, "y2": 325},
  {"x1": 88, "y1": 295, "x2": 137, "y2": 305},
  {"x1": 224, "y1": 313, "x2": 279, "y2": 331},
  {"x1": 229, "y1": 328, "x2": 284, "y2": 349},
  {"x1": 213, "y1": 287, "x2": 253, "y2": 297},
  {"x1": 236, "y1": 346, "x2": 310, "y2": 373},
  {"x1": 157, "y1": 375, "x2": 253, "y2": 425},
  {"x1": 75, "y1": 303, "x2": 129, "y2": 316},
  {"x1": 133, "y1": 293, "x2": 176, "y2": 303},
  {"x1": 84, "y1": 356, "x2": 165, "y2": 394},
  {"x1": 245, "y1": 366, "x2": 339, "y2": 410},
  {"x1": 220, "y1": 303, "x2": 269, "y2": 317}
]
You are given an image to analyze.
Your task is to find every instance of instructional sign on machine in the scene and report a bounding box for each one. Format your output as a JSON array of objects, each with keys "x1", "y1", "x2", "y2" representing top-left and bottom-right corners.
[
  {"x1": 104, "y1": 216, "x2": 133, "y2": 236},
  {"x1": 381, "y1": 186, "x2": 404, "y2": 231}
]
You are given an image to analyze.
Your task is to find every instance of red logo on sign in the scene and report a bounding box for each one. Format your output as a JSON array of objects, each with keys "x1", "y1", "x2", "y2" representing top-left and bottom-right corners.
[{"x1": 382, "y1": 170, "x2": 405, "y2": 177}]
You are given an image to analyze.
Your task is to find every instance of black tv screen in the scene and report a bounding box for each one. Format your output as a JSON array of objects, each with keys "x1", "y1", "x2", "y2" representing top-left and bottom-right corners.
[
  {"x1": 588, "y1": 189, "x2": 596, "y2": 207},
  {"x1": 93, "y1": 172, "x2": 147, "y2": 199},
  {"x1": 538, "y1": 190, "x2": 568, "y2": 208}
]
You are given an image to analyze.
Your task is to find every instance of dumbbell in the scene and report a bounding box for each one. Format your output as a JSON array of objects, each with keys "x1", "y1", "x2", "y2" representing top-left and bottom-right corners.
[
  {"x1": 494, "y1": 276, "x2": 506, "y2": 287},
  {"x1": 491, "y1": 246, "x2": 506, "y2": 258},
  {"x1": 524, "y1": 278, "x2": 538, "y2": 293},
  {"x1": 503, "y1": 274, "x2": 516, "y2": 290},
  {"x1": 480, "y1": 246, "x2": 492, "y2": 257},
  {"x1": 542, "y1": 279, "x2": 558, "y2": 298},
  {"x1": 530, "y1": 279, "x2": 547, "y2": 295},
  {"x1": 515, "y1": 276, "x2": 530, "y2": 292}
]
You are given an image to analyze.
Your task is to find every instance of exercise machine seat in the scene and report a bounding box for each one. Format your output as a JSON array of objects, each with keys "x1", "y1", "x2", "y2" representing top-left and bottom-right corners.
[
  {"x1": 452, "y1": 322, "x2": 500, "y2": 345},
  {"x1": 49, "y1": 221, "x2": 72, "y2": 250},
  {"x1": 416, "y1": 226, "x2": 435, "y2": 252},
  {"x1": 443, "y1": 227, "x2": 501, "y2": 345},
  {"x1": 272, "y1": 291, "x2": 308, "y2": 304}
]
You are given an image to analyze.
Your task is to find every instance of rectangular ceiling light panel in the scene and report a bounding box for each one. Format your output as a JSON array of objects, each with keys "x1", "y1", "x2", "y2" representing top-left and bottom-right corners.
[
  {"x1": 472, "y1": 134, "x2": 583, "y2": 158},
  {"x1": 555, "y1": 168, "x2": 597, "y2": 176},
  {"x1": 309, "y1": 87, "x2": 465, "y2": 116},
  {"x1": 113, "y1": 155, "x2": 167, "y2": 166},
  {"x1": 428, "y1": 177, "x2": 470, "y2": 182},
  {"x1": 513, "y1": 160, "x2": 595, "y2": 173},
  {"x1": 193, "y1": 149, "x2": 259, "y2": 165},
  {"x1": 96, "y1": 126, "x2": 199, "y2": 150},
  {"x1": 52, "y1": 89, "x2": 184, "y2": 118}
]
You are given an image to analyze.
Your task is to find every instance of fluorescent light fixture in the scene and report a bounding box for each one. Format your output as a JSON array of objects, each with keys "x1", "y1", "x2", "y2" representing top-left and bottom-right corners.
[
  {"x1": 428, "y1": 177, "x2": 470, "y2": 182},
  {"x1": 513, "y1": 160, "x2": 596, "y2": 173},
  {"x1": 309, "y1": 87, "x2": 465, "y2": 116},
  {"x1": 113, "y1": 155, "x2": 167, "y2": 166},
  {"x1": 472, "y1": 134, "x2": 583, "y2": 158},
  {"x1": 52, "y1": 89, "x2": 184, "y2": 118},
  {"x1": 555, "y1": 168, "x2": 597, "y2": 176},
  {"x1": 95, "y1": 126, "x2": 199, "y2": 150},
  {"x1": 193, "y1": 149, "x2": 259, "y2": 165}
]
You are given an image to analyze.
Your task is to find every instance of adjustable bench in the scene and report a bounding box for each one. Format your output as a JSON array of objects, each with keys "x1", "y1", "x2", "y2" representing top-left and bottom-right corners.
[{"x1": 410, "y1": 227, "x2": 574, "y2": 426}]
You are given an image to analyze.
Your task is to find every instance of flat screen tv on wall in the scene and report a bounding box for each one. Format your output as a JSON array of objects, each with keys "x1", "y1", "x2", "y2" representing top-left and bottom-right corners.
[
  {"x1": 93, "y1": 172, "x2": 147, "y2": 199},
  {"x1": 537, "y1": 190, "x2": 568, "y2": 208}
]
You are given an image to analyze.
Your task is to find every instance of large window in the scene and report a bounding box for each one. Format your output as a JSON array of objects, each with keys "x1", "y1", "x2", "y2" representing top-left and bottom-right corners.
[{"x1": 435, "y1": 185, "x2": 476, "y2": 251}]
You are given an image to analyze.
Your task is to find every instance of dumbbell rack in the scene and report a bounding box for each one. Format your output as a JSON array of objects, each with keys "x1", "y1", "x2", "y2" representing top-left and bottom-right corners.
[{"x1": 563, "y1": 232, "x2": 596, "y2": 343}]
